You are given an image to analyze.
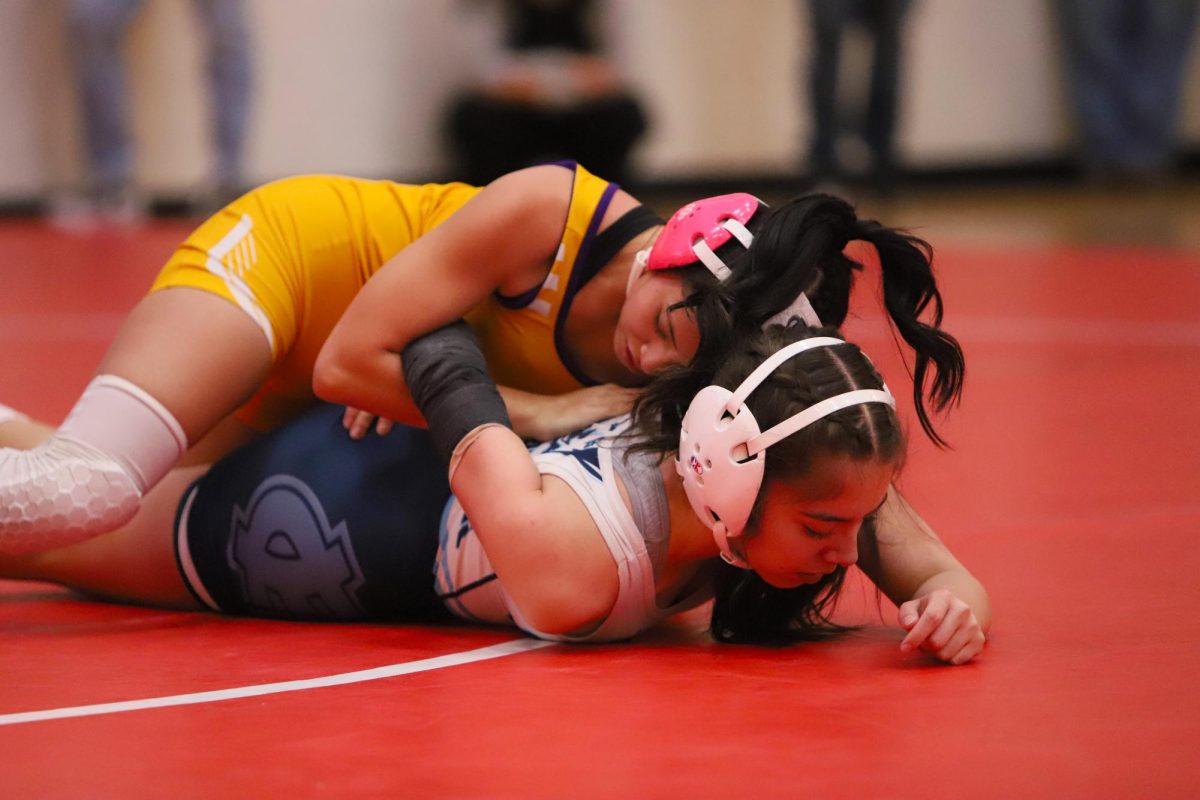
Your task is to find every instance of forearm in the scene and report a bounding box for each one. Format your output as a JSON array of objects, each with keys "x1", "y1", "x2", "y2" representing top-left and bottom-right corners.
[
  {"x1": 866, "y1": 487, "x2": 990, "y2": 630},
  {"x1": 501, "y1": 384, "x2": 640, "y2": 442},
  {"x1": 312, "y1": 345, "x2": 424, "y2": 427},
  {"x1": 910, "y1": 568, "x2": 992, "y2": 634},
  {"x1": 499, "y1": 386, "x2": 548, "y2": 440}
]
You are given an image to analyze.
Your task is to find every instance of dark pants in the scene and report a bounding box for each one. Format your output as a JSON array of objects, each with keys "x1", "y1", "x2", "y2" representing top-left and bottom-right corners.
[
  {"x1": 806, "y1": 0, "x2": 911, "y2": 182},
  {"x1": 1051, "y1": 0, "x2": 1199, "y2": 175},
  {"x1": 447, "y1": 93, "x2": 647, "y2": 185}
]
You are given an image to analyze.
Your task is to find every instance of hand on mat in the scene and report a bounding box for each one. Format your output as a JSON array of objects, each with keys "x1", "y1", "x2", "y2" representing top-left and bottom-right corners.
[
  {"x1": 518, "y1": 384, "x2": 639, "y2": 442},
  {"x1": 897, "y1": 588, "x2": 986, "y2": 665},
  {"x1": 343, "y1": 407, "x2": 395, "y2": 439}
]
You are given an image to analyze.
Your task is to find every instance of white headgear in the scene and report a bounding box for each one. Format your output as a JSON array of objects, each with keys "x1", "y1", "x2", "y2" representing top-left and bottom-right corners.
[{"x1": 675, "y1": 337, "x2": 895, "y2": 568}]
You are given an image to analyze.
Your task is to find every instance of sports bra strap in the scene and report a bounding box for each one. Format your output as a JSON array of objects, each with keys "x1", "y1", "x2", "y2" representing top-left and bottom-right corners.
[{"x1": 581, "y1": 204, "x2": 665, "y2": 281}]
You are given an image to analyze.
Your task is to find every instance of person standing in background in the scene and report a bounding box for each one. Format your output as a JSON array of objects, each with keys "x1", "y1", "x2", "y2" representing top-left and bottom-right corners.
[
  {"x1": 446, "y1": 0, "x2": 647, "y2": 186},
  {"x1": 55, "y1": 0, "x2": 253, "y2": 228},
  {"x1": 1051, "y1": 0, "x2": 1199, "y2": 184},
  {"x1": 804, "y1": 0, "x2": 912, "y2": 194}
]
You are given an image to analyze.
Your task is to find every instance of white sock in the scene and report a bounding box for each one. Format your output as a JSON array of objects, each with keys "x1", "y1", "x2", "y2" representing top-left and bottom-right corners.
[{"x1": 0, "y1": 375, "x2": 188, "y2": 554}]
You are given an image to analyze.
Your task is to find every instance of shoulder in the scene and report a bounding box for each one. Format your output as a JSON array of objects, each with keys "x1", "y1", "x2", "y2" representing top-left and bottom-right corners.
[
  {"x1": 484, "y1": 164, "x2": 643, "y2": 230},
  {"x1": 481, "y1": 165, "x2": 577, "y2": 222}
]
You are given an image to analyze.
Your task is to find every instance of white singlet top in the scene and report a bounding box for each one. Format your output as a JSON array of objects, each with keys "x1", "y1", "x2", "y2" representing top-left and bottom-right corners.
[{"x1": 433, "y1": 416, "x2": 712, "y2": 642}]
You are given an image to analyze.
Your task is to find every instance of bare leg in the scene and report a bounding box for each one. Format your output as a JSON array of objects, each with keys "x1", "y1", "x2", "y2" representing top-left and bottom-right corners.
[
  {"x1": 0, "y1": 286, "x2": 272, "y2": 551},
  {"x1": 97, "y1": 287, "x2": 272, "y2": 443},
  {"x1": 0, "y1": 414, "x2": 204, "y2": 609}
]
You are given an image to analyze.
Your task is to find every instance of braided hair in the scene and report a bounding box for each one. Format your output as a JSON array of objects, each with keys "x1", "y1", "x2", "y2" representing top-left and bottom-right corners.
[{"x1": 629, "y1": 324, "x2": 904, "y2": 644}]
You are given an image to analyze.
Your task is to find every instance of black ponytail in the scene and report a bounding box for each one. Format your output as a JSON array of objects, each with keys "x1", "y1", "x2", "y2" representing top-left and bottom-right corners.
[
  {"x1": 854, "y1": 220, "x2": 965, "y2": 447},
  {"x1": 728, "y1": 194, "x2": 863, "y2": 331},
  {"x1": 715, "y1": 193, "x2": 964, "y2": 447}
]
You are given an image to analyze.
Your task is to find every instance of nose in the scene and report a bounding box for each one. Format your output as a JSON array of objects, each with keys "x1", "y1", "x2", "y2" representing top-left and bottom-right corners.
[
  {"x1": 820, "y1": 528, "x2": 860, "y2": 567},
  {"x1": 638, "y1": 341, "x2": 674, "y2": 374}
]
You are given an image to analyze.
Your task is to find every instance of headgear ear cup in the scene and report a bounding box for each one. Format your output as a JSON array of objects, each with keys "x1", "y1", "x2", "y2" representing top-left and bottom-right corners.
[
  {"x1": 647, "y1": 193, "x2": 823, "y2": 330},
  {"x1": 675, "y1": 337, "x2": 895, "y2": 568},
  {"x1": 647, "y1": 193, "x2": 761, "y2": 277}
]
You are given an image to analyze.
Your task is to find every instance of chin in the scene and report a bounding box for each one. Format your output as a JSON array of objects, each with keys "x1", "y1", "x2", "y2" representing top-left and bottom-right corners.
[
  {"x1": 759, "y1": 573, "x2": 807, "y2": 590},
  {"x1": 760, "y1": 571, "x2": 825, "y2": 589}
]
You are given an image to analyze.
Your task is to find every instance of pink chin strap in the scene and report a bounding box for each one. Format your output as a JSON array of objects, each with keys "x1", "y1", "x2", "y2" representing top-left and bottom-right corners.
[{"x1": 646, "y1": 193, "x2": 762, "y2": 280}]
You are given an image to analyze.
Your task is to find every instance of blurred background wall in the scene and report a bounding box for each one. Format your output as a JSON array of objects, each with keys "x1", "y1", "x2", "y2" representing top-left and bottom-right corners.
[{"x1": 0, "y1": 0, "x2": 1197, "y2": 201}]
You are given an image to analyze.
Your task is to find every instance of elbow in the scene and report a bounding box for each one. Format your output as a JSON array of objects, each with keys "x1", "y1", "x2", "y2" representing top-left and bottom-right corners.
[
  {"x1": 513, "y1": 574, "x2": 617, "y2": 637},
  {"x1": 519, "y1": 593, "x2": 592, "y2": 637},
  {"x1": 312, "y1": 342, "x2": 355, "y2": 405}
]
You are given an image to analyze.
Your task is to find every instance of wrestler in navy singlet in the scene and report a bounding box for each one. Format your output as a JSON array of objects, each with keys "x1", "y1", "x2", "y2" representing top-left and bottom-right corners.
[
  {"x1": 176, "y1": 403, "x2": 452, "y2": 621},
  {"x1": 175, "y1": 404, "x2": 709, "y2": 639}
]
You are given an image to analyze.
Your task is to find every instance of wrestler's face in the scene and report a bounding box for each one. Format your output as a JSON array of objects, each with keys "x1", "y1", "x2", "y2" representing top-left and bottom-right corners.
[
  {"x1": 612, "y1": 259, "x2": 701, "y2": 384},
  {"x1": 740, "y1": 456, "x2": 893, "y2": 589}
]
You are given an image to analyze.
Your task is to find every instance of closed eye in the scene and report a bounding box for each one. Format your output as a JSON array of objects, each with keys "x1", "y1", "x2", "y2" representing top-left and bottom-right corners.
[
  {"x1": 803, "y1": 525, "x2": 834, "y2": 541},
  {"x1": 655, "y1": 309, "x2": 670, "y2": 343},
  {"x1": 657, "y1": 307, "x2": 680, "y2": 347}
]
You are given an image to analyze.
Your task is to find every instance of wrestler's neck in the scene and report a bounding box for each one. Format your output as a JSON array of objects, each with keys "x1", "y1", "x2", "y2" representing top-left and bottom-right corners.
[
  {"x1": 560, "y1": 228, "x2": 659, "y2": 387},
  {"x1": 659, "y1": 457, "x2": 722, "y2": 568},
  {"x1": 653, "y1": 456, "x2": 723, "y2": 605}
]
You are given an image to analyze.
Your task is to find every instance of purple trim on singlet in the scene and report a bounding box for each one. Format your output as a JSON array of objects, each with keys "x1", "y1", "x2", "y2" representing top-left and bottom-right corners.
[
  {"x1": 493, "y1": 160, "x2": 581, "y2": 309},
  {"x1": 553, "y1": 181, "x2": 619, "y2": 387},
  {"x1": 493, "y1": 282, "x2": 544, "y2": 309}
]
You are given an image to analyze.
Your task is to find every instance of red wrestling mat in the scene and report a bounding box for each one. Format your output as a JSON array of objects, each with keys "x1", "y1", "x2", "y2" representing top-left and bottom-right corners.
[{"x1": 1, "y1": 219, "x2": 1198, "y2": 798}]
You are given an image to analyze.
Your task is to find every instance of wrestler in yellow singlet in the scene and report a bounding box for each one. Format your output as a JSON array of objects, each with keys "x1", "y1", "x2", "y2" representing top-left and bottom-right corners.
[{"x1": 149, "y1": 163, "x2": 618, "y2": 431}]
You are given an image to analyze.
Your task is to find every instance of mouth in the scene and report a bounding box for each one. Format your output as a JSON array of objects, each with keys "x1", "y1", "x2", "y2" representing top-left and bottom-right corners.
[{"x1": 618, "y1": 340, "x2": 640, "y2": 375}]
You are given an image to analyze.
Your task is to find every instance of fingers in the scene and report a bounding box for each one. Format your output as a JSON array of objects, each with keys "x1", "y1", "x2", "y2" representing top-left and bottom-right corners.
[
  {"x1": 587, "y1": 384, "x2": 638, "y2": 418},
  {"x1": 898, "y1": 589, "x2": 986, "y2": 665},
  {"x1": 897, "y1": 599, "x2": 921, "y2": 631},
  {"x1": 939, "y1": 624, "x2": 986, "y2": 665},
  {"x1": 347, "y1": 409, "x2": 373, "y2": 440},
  {"x1": 922, "y1": 603, "x2": 968, "y2": 654},
  {"x1": 343, "y1": 408, "x2": 393, "y2": 439},
  {"x1": 899, "y1": 594, "x2": 943, "y2": 653}
]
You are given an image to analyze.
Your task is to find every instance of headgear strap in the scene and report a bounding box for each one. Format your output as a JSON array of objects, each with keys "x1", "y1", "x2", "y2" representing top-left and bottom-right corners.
[{"x1": 763, "y1": 292, "x2": 822, "y2": 329}]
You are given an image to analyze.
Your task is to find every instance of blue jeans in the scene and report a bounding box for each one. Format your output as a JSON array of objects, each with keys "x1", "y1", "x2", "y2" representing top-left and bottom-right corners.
[
  {"x1": 67, "y1": 0, "x2": 253, "y2": 194},
  {"x1": 806, "y1": 0, "x2": 911, "y2": 179},
  {"x1": 1052, "y1": 0, "x2": 1199, "y2": 173}
]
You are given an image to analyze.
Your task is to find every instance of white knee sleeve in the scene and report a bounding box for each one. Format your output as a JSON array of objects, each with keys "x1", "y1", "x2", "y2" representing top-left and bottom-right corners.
[{"x1": 0, "y1": 375, "x2": 187, "y2": 554}]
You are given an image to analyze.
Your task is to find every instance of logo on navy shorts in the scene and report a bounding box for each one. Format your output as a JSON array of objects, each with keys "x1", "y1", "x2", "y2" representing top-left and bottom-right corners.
[{"x1": 228, "y1": 475, "x2": 366, "y2": 619}]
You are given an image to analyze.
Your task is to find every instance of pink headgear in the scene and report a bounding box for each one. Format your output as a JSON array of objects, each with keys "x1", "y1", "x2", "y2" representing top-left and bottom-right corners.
[
  {"x1": 646, "y1": 193, "x2": 761, "y2": 279},
  {"x1": 640, "y1": 193, "x2": 823, "y2": 329}
]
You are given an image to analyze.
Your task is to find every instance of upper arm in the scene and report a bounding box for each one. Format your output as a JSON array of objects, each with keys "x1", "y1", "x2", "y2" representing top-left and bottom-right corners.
[
  {"x1": 856, "y1": 486, "x2": 968, "y2": 606},
  {"x1": 314, "y1": 166, "x2": 573, "y2": 406},
  {"x1": 450, "y1": 426, "x2": 620, "y2": 635}
]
